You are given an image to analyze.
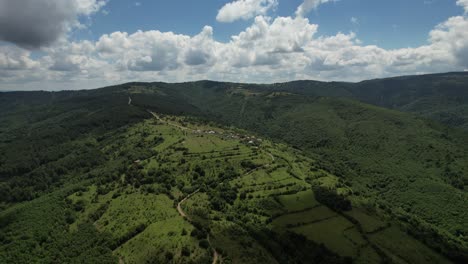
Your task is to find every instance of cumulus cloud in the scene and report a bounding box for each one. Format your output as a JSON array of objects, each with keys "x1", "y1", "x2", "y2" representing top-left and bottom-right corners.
[
  {"x1": 97, "y1": 30, "x2": 186, "y2": 72},
  {"x1": 183, "y1": 26, "x2": 216, "y2": 66},
  {"x1": 429, "y1": 16, "x2": 468, "y2": 67},
  {"x1": 217, "y1": 0, "x2": 278, "y2": 23},
  {"x1": 296, "y1": 0, "x2": 338, "y2": 17},
  {"x1": 2, "y1": 1, "x2": 468, "y2": 90},
  {"x1": 45, "y1": 40, "x2": 97, "y2": 72},
  {"x1": 457, "y1": 0, "x2": 468, "y2": 13},
  {"x1": 0, "y1": 45, "x2": 39, "y2": 70},
  {"x1": 0, "y1": 0, "x2": 106, "y2": 49}
]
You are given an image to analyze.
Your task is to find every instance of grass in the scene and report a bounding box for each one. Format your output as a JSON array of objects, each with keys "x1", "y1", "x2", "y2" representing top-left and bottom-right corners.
[
  {"x1": 355, "y1": 245, "x2": 382, "y2": 264},
  {"x1": 343, "y1": 209, "x2": 388, "y2": 233},
  {"x1": 273, "y1": 206, "x2": 337, "y2": 227},
  {"x1": 67, "y1": 185, "x2": 115, "y2": 231},
  {"x1": 96, "y1": 192, "x2": 177, "y2": 240},
  {"x1": 181, "y1": 192, "x2": 212, "y2": 224},
  {"x1": 277, "y1": 190, "x2": 320, "y2": 211},
  {"x1": 210, "y1": 221, "x2": 279, "y2": 264},
  {"x1": 183, "y1": 135, "x2": 239, "y2": 153},
  {"x1": 152, "y1": 125, "x2": 184, "y2": 151},
  {"x1": 115, "y1": 217, "x2": 210, "y2": 264},
  {"x1": 369, "y1": 226, "x2": 451, "y2": 264},
  {"x1": 291, "y1": 216, "x2": 358, "y2": 257}
]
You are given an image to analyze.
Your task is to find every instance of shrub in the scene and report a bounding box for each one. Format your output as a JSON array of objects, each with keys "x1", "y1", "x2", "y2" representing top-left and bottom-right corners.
[
  {"x1": 199, "y1": 239, "x2": 210, "y2": 249},
  {"x1": 181, "y1": 246, "x2": 191, "y2": 257},
  {"x1": 313, "y1": 186, "x2": 351, "y2": 212}
]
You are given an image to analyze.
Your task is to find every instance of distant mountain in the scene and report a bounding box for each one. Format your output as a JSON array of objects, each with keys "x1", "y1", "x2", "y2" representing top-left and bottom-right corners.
[{"x1": 246, "y1": 72, "x2": 468, "y2": 130}]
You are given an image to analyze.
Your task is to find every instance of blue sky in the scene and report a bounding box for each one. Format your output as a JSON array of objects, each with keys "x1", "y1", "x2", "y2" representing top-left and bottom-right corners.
[
  {"x1": 77, "y1": 0, "x2": 463, "y2": 49},
  {"x1": 1, "y1": 0, "x2": 468, "y2": 90}
]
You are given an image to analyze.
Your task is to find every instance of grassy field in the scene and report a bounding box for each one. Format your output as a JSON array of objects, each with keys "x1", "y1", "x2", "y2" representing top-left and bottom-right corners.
[
  {"x1": 210, "y1": 221, "x2": 279, "y2": 264},
  {"x1": 369, "y1": 226, "x2": 452, "y2": 264},
  {"x1": 343, "y1": 209, "x2": 388, "y2": 233},
  {"x1": 114, "y1": 115, "x2": 452, "y2": 263},
  {"x1": 273, "y1": 206, "x2": 337, "y2": 227},
  {"x1": 115, "y1": 217, "x2": 210, "y2": 264},
  {"x1": 96, "y1": 193, "x2": 177, "y2": 238},
  {"x1": 277, "y1": 190, "x2": 320, "y2": 211},
  {"x1": 291, "y1": 216, "x2": 358, "y2": 257}
]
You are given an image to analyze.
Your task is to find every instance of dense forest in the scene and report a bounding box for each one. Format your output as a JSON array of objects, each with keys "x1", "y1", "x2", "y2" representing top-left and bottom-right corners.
[{"x1": 0, "y1": 72, "x2": 467, "y2": 263}]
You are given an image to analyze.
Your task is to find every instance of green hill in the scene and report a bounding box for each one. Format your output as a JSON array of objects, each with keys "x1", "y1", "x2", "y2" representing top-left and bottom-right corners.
[
  {"x1": 234, "y1": 72, "x2": 468, "y2": 130},
  {"x1": 0, "y1": 76, "x2": 467, "y2": 263},
  {"x1": 160, "y1": 81, "x2": 468, "y2": 260}
]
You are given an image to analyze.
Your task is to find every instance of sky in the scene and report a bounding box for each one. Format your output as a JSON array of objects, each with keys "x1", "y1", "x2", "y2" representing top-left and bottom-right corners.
[{"x1": 1, "y1": 0, "x2": 468, "y2": 90}]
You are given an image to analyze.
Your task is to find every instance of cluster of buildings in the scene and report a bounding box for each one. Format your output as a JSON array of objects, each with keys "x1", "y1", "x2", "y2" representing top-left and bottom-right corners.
[{"x1": 192, "y1": 127, "x2": 263, "y2": 146}]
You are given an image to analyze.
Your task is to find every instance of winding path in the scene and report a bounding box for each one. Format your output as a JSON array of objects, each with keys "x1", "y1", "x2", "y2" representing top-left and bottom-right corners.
[
  {"x1": 149, "y1": 110, "x2": 285, "y2": 264},
  {"x1": 208, "y1": 235, "x2": 220, "y2": 264},
  {"x1": 177, "y1": 189, "x2": 221, "y2": 264},
  {"x1": 177, "y1": 189, "x2": 199, "y2": 221},
  {"x1": 268, "y1": 152, "x2": 275, "y2": 161},
  {"x1": 238, "y1": 151, "x2": 275, "y2": 180},
  {"x1": 148, "y1": 110, "x2": 196, "y2": 133}
]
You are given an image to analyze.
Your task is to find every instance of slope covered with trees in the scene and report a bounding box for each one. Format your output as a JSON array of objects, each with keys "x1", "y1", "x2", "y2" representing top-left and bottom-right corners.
[
  {"x1": 235, "y1": 72, "x2": 468, "y2": 130},
  {"x1": 0, "y1": 74, "x2": 467, "y2": 263}
]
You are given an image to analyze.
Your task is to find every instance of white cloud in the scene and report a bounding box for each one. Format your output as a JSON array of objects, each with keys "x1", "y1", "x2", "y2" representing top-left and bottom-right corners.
[
  {"x1": 1, "y1": 1, "x2": 468, "y2": 90},
  {"x1": 457, "y1": 0, "x2": 468, "y2": 13},
  {"x1": 74, "y1": 0, "x2": 107, "y2": 15},
  {"x1": 216, "y1": 0, "x2": 277, "y2": 23},
  {"x1": 232, "y1": 16, "x2": 317, "y2": 53},
  {"x1": 296, "y1": 0, "x2": 338, "y2": 17},
  {"x1": 0, "y1": 45, "x2": 39, "y2": 70},
  {"x1": 429, "y1": 15, "x2": 468, "y2": 67}
]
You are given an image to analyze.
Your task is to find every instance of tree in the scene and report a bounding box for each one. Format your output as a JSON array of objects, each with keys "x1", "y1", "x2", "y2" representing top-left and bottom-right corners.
[
  {"x1": 199, "y1": 239, "x2": 210, "y2": 249},
  {"x1": 313, "y1": 186, "x2": 351, "y2": 212}
]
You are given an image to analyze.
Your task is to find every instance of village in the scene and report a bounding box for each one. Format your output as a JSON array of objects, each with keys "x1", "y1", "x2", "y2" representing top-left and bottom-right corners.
[{"x1": 192, "y1": 129, "x2": 263, "y2": 147}]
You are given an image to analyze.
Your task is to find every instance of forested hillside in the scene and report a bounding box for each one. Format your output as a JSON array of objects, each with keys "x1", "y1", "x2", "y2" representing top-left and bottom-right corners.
[
  {"x1": 163, "y1": 80, "x2": 468, "y2": 261},
  {"x1": 240, "y1": 72, "x2": 468, "y2": 130},
  {"x1": 1, "y1": 74, "x2": 467, "y2": 263}
]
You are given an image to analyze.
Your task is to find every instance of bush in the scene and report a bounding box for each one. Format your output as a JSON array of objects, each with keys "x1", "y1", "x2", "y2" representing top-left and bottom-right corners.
[
  {"x1": 241, "y1": 160, "x2": 258, "y2": 170},
  {"x1": 199, "y1": 239, "x2": 210, "y2": 249},
  {"x1": 313, "y1": 186, "x2": 351, "y2": 212},
  {"x1": 165, "y1": 251, "x2": 174, "y2": 261},
  {"x1": 74, "y1": 200, "x2": 86, "y2": 211},
  {"x1": 190, "y1": 229, "x2": 207, "y2": 240},
  {"x1": 181, "y1": 246, "x2": 191, "y2": 257},
  {"x1": 239, "y1": 191, "x2": 247, "y2": 200}
]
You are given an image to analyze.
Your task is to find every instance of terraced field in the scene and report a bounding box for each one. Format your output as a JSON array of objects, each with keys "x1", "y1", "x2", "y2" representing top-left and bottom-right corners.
[{"x1": 41, "y1": 113, "x2": 451, "y2": 263}]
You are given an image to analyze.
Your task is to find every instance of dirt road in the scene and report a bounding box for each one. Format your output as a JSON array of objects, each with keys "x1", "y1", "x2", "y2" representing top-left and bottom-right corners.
[
  {"x1": 177, "y1": 190, "x2": 221, "y2": 264},
  {"x1": 177, "y1": 189, "x2": 199, "y2": 221},
  {"x1": 208, "y1": 235, "x2": 220, "y2": 264},
  {"x1": 148, "y1": 110, "x2": 195, "y2": 132}
]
